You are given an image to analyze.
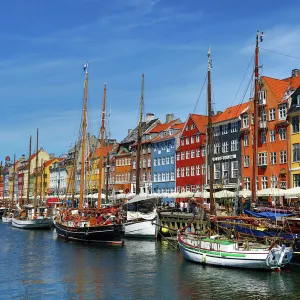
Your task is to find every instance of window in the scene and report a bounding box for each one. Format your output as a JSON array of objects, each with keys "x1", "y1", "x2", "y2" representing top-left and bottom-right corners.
[
  {"x1": 196, "y1": 165, "x2": 200, "y2": 175},
  {"x1": 162, "y1": 173, "x2": 166, "y2": 181},
  {"x1": 191, "y1": 166, "x2": 195, "y2": 176},
  {"x1": 166, "y1": 172, "x2": 170, "y2": 181},
  {"x1": 262, "y1": 176, "x2": 268, "y2": 189},
  {"x1": 214, "y1": 163, "x2": 220, "y2": 179},
  {"x1": 177, "y1": 186, "x2": 180, "y2": 192},
  {"x1": 271, "y1": 175, "x2": 278, "y2": 188},
  {"x1": 244, "y1": 177, "x2": 250, "y2": 190},
  {"x1": 177, "y1": 153, "x2": 180, "y2": 161},
  {"x1": 293, "y1": 143, "x2": 300, "y2": 162},
  {"x1": 186, "y1": 126, "x2": 189, "y2": 131},
  {"x1": 244, "y1": 155, "x2": 250, "y2": 167},
  {"x1": 157, "y1": 173, "x2": 161, "y2": 181},
  {"x1": 202, "y1": 165, "x2": 206, "y2": 175},
  {"x1": 280, "y1": 181, "x2": 287, "y2": 189},
  {"x1": 157, "y1": 158, "x2": 161, "y2": 166},
  {"x1": 214, "y1": 143, "x2": 220, "y2": 154},
  {"x1": 181, "y1": 167, "x2": 185, "y2": 177},
  {"x1": 258, "y1": 152, "x2": 267, "y2": 166},
  {"x1": 143, "y1": 173, "x2": 146, "y2": 181},
  {"x1": 191, "y1": 124, "x2": 195, "y2": 130},
  {"x1": 196, "y1": 135, "x2": 200, "y2": 143},
  {"x1": 294, "y1": 174, "x2": 300, "y2": 187},
  {"x1": 292, "y1": 116, "x2": 299, "y2": 133},
  {"x1": 181, "y1": 152, "x2": 185, "y2": 160},
  {"x1": 279, "y1": 105, "x2": 286, "y2": 120},
  {"x1": 154, "y1": 174, "x2": 157, "y2": 182},
  {"x1": 231, "y1": 140, "x2": 238, "y2": 151},
  {"x1": 243, "y1": 114, "x2": 249, "y2": 128},
  {"x1": 259, "y1": 90, "x2": 266, "y2": 105},
  {"x1": 133, "y1": 161, "x2": 136, "y2": 169},
  {"x1": 181, "y1": 139, "x2": 184, "y2": 146},
  {"x1": 244, "y1": 134, "x2": 249, "y2": 146},
  {"x1": 270, "y1": 152, "x2": 277, "y2": 165},
  {"x1": 166, "y1": 157, "x2": 170, "y2": 165},
  {"x1": 171, "y1": 172, "x2": 175, "y2": 181},
  {"x1": 222, "y1": 124, "x2": 228, "y2": 135},
  {"x1": 280, "y1": 150, "x2": 287, "y2": 164},
  {"x1": 186, "y1": 167, "x2": 190, "y2": 176},
  {"x1": 142, "y1": 159, "x2": 146, "y2": 168},
  {"x1": 231, "y1": 161, "x2": 239, "y2": 178},
  {"x1": 222, "y1": 142, "x2": 229, "y2": 153},
  {"x1": 231, "y1": 122, "x2": 238, "y2": 133},
  {"x1": 222, "y1": 162, "x2": 229, "y2": 179},
  {"x1": 147, "y1": 158, "x2": 151, "y2": 167},
  {"x1": 186, "y1": 151, "x2": 190, "y2": 159},
  {"x1": 170, "y1": 156, "x2": 174, "y2": 164},
  {"x1": 162, "y1": 157, "x2": 165, "y2": 165},
  {"x1": 269, "y1": 108, "x2": 276, "y2": 121},
  {"x1": 270, "y1": 130, "x2": 276, "y2": 142},
  {"x1": 177, "y1": 168, "x2": 180, "y2": 178},
  {"x1": 186, "y1": 138, "x2": 189, "y2": 145},
  {"x1": 279, "y1": 128, "x2": 286, "y2": 140},
  {"x1": 191, "y1": 136, "x2": 194, "y2": 144},
  {"x1": 260, "y1": 109, "x2": 267, "y2": 122},
  {"x1": 261, "y1": 132, "x2": 266, "y2": 144},
  {"x1": 191, "y1": 150, "x2": 195, "y2": 158},
  {"x1": 201, "y1": 147, "x2": 206, "y2": 156},
  {"x1": 214, "y1": 127, "x2": 220, "y2": 136},
  {"x1": 154, "y1": 158, "x2": 157, "y2": 166}
]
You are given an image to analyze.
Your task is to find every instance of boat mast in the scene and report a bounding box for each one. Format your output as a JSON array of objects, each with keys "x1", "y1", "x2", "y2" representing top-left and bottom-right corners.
[
  {"x1": 79, "y1": 63, "x2": 88, "y2": 210},
  {"x1": 0, "y1": 161, "x2": 3, "y2": 202},
  {"x1": 26, "y1": 136, "x2": 32, "y2": 205},
  {"x1": 72, "y1": 143, "x2": 77, "y2": 207},
  {"x1": 40, "y1": 159, "x2": 44, "y2": 206},
  {"x1": 11, "y1": 154, "x2": 15, "y2": 209},
  {"x1": 136, "y1": 74, "x2": 144, "y2": 196},
  {"x1": 105, "y1": 140, "x2": 110, "y2": 203},
  {"x1": 98, "y1": 83, "x2": 106, "y2": 209},
  {"x1": 251, "y1": 31, "x2": 263, "y2": 204},
  {"x1": 34, "y1": 128, "x2": 39, "y2": 209},
  {"x1": 208, "y1": 48, "x2": 215, "y2": 215}
]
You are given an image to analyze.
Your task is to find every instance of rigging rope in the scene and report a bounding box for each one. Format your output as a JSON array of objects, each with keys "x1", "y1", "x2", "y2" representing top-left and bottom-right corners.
[{"x1": 260, "y1": 48, "x2": 300, "y2": 60}]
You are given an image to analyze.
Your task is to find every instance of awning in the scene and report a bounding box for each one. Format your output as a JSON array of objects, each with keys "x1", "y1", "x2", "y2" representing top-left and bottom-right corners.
[{"x1": 244, "y1": 209, "x2": 293, "y2": 221}]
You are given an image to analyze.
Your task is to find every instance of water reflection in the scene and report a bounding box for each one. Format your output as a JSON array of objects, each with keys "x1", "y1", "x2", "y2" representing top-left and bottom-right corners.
[{"x1": 0, "y1": 224, "x2": 300, "y2": 300}]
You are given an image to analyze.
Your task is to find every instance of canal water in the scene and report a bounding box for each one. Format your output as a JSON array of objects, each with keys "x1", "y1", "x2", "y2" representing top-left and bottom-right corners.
[{"x1": 1, "y1": 224, "x2": 300, "y2": 300}]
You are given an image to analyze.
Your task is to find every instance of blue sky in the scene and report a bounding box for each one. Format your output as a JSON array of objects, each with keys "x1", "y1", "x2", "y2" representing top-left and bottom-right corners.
[{"x1": 1, "y1": 0, "x2": 300, "y2": 161}]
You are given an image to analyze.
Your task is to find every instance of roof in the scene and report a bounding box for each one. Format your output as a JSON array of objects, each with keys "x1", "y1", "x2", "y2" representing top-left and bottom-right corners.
[
  {"x1": 290, "y1": 75, "x2": 300, "y2": 90},
  {"x1": 212, "y1": 102, "x2": 250, "y2": 124},
  {"x1": 95, "y1": 145, "x2": 113, "y2": 157},
  {"x1": 152, "y1": 130, "x2": 181, "y2": 143},
  {"x1": 148, "y1": 119, "x2": 178, "y2": 133},
  {"x1": 189, "y1": 114, "x2": 208, "y2": 133},
  {"x1": 120, "y1": 118, "x2": 160, "y2": 144},
  {"x1": 44, "y1": 158, "x2": 60, "y2": 168},
  {"x1": 172, "y1": 123, "x2": 184, "y2": 130},
  {"x1": 263, "y1": 76, "x2": 290, "y2": 102}
]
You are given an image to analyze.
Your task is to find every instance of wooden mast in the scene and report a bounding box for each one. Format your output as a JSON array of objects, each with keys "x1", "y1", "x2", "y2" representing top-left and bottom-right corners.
[
  {"x1": 251, "y1": 31, "x2": 263, "y2": 204},
  {"x1": 136, "y1": 74, "x2": 144, "y2": 196},
  {"x1": 105, "y1": 136, "x2": 110, "y2": 203},
  {"x1": 26, "y1": 135, "x2": 32, "y2": 205},
  {"x1": 72, "y1": 143, "x2": 77, "y2": 207},
  {"x1": 97, "y1": 84, "x2": 106, "y2": 209},
  {"x1": 34, "y1": 128, "x2": 39, "y2": 209},
  {"x1": 11, "y1": 154, "x2": 15, "y2": 209},
  {"x1": 0, "y1": 161, "x2": 3, "y2": 202},
  {"x1": 79, "y1": 63, "x2": 88, "y2": 210},
  {"x1": 40, "y1": 159, "x2": 44, "y2": 206},
  {"x1": 208, "y1": 48, "x2": 215, "y2": 215}
]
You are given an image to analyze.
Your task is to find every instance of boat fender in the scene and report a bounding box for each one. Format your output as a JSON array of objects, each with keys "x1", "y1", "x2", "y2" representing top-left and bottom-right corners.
[{"x1": 202, "y1": 253, "x2": 206, "y2": 263}]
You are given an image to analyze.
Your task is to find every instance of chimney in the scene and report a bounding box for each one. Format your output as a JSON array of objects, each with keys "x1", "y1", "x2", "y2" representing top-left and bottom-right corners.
[
  {"x1": 146, "y1": 113, "x2": 155, "y2": 123},
  {"x1": 292, "y1": 69, "x2": 300, "y2": 78},
  {"x1": 166, "y1": 113, "x2": 174, "y2": 123},
  {"x1": 128, "y1": 129, "x2": 133, "y2": 135}
]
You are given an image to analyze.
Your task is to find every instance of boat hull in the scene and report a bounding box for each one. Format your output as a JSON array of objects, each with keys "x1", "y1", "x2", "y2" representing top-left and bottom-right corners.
[
  {"x1": 12, "y1": 217, "x2": 53, "y2": 229},
  {"x1": 123, "y1": 219, "x2": 157, "y2": 238},
  {"x1": 55, "y1": 221, "x2": 124, "y2": 245},
  {"x1": 2, "y1": 216, "x2": 12, "y2": 223}
]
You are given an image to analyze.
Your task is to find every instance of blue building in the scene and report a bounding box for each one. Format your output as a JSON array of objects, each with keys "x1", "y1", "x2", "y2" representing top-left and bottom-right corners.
[{"x1": 152, "y1": 122, "x2": 183, "y2": 203}]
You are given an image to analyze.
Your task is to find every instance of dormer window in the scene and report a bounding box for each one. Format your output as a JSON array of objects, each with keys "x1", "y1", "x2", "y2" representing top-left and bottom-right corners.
[
  {"x1": 169, "y1": 129, "x2": 173, "y2": 135},
  {"x1": 186, "y1": 126, "x2": 189, "y2": 131}
]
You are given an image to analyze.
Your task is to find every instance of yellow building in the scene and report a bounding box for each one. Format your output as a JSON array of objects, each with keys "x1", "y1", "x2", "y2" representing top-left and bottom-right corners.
[{"x1": 288, "y1": 86, "x2": 300, "y2": 187}]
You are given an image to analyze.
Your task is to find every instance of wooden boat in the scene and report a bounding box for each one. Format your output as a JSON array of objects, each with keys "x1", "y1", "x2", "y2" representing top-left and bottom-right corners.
[
  {"x1": 54, "y1": 63, "x2": 123, "y2": 245},
  {"x1": 178, "y1": 229, "x2": 293, "y2": 270}
]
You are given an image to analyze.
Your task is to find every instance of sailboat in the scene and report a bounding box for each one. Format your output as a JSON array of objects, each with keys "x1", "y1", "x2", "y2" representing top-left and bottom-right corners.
[
  {"x1": 54, "y1": 63, "x2": 123, "y2": 245},
  {"x1": 12, "y1": 132, "x2": 53, "y2": 229},
  {"x1": 122, "y1": 74, "x2": 159, "y2": 238},
  {"x1": 178, "y1": 46, "x2": 293, "y2": 270},
  {"x1": 2, "y1": 154, "x2": 16, "y2": 223}
]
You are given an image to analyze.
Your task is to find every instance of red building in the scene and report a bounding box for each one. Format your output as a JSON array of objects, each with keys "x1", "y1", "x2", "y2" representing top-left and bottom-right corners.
[
  {"x1": 240, "y1": 73, "x2": 300, "y2": 198},
  {"x1": 176, "y1": 114, "x2": 208, "y2": 193}
]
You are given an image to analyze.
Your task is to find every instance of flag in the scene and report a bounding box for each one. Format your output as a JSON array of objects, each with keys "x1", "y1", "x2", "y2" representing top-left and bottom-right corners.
[{"x1": 83, "y1": 63, "x2": 88, "y2": 73}]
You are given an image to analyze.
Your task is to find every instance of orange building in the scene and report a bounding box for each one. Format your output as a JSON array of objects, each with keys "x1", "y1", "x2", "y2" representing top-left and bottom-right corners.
[{"x1": 240, "y1": 72, "x2": 300, "y2": 199}]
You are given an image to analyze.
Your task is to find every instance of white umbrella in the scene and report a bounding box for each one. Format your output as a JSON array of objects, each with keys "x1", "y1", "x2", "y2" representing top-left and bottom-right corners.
[
  {"x1": 283, "y1": 187, "x2": 300, "y2": 198},
  {"x1": 214, "y1": 190, "x2": 236, "y2": 198},
  {"x1": 257, "y1": 188, "x2": 286, "y2": 197},
  {"x1": 239, "y1": 189, "x2": 252, "y2": 198},
  {"x1": 168, "y1": 192, "x2": 180, "y2": 198},
  {"x1": 91, "y1": 193, "x2": 106, "y2": 199},
  {"x1": 178, "y1": 191, "x2": 194, "y2": 198},
  {"x1": 194, "y1": 191, "x2": 210, "y2": 198}
]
